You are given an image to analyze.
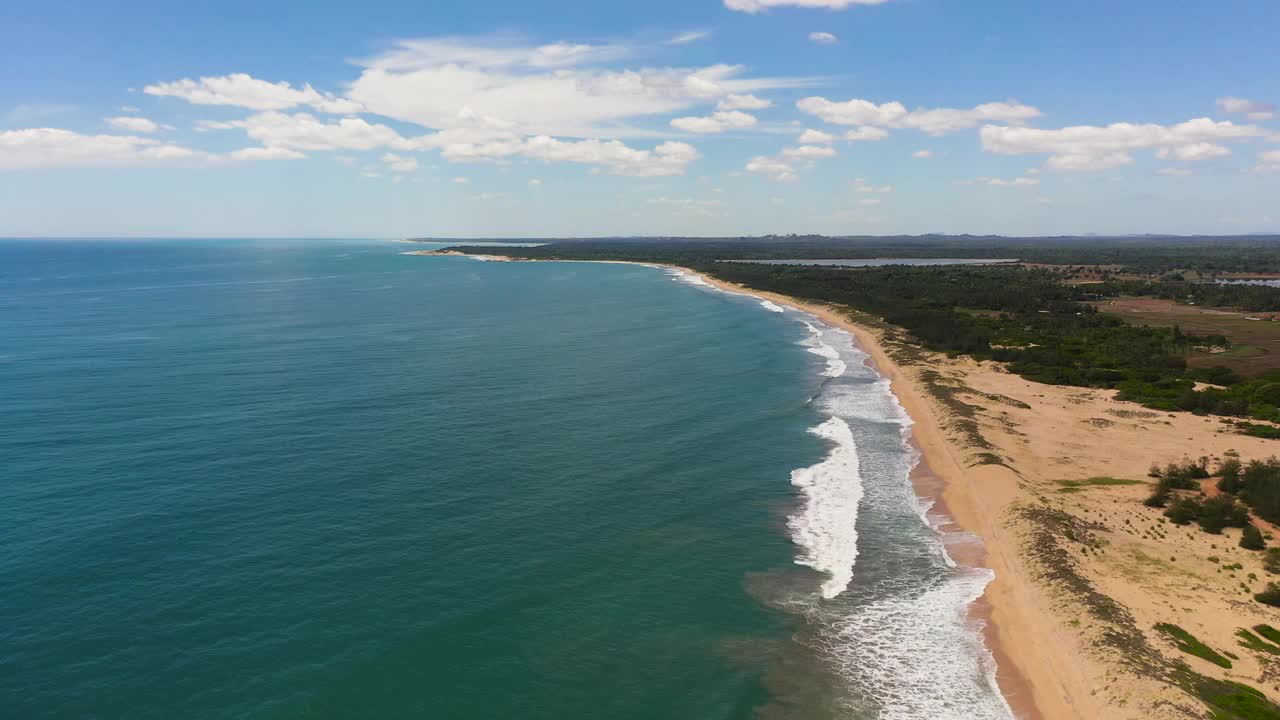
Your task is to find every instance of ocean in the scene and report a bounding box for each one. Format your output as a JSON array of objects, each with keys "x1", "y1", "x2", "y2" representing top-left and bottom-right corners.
[{"x1": 0, "y1": 239, "x2": 1011, "y2": 719}]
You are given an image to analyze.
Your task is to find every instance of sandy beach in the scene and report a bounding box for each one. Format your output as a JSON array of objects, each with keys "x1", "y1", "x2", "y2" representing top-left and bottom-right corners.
[
  {"x1": 676, "y1": 265, "x2": 1280, "y2": 719},
  {"x1": 418, "y1": 250, "x2": 1280, "y2": 718}
]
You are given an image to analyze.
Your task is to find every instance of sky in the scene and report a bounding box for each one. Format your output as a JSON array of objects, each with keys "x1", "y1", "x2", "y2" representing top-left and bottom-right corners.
[{"x1": 2, "y1": 0, "x2": 1278, "y2": 238}]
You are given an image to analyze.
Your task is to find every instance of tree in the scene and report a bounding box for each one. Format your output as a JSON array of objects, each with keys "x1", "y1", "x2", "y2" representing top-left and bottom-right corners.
[
  {"x1": 1218, "y1": 458, "x2": 1244, "y2": 495},
  {"x1": 1241, "y1": 524, "x2": 1266, "y2": 551},
  {"x1": 1164, "y1": 496, "x2": 1201, "y2": 525},
  {"x1": 1257, "y1": 583, "x2": 1280, "y2": 607},
  {"x1": 1264, "y1": 548, "x2": 1280, "y2": 574}
]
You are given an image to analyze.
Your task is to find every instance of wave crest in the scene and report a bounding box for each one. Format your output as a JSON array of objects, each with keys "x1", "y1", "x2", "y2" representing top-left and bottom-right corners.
[{"x1": 788, "y1": 417, "x2": 863, "y2": 599}]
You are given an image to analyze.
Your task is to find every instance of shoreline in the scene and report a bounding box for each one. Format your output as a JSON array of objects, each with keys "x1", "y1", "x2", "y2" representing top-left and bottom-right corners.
[
  {"x1": 413, "y1": 249, "x2": 1045, "y2": 718},
  {"x1": 669, "y1": 265, "x2": 1046, "y2": 720}
]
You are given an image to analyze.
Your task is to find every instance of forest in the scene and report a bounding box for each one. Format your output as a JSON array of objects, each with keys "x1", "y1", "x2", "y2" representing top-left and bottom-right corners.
[{"x1": 443, "y1": 235, "x2": 1280, "y2": 274}]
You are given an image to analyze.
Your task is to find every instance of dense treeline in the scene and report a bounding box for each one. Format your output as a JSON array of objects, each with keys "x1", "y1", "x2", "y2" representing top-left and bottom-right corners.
[
  {"x1": 446, "y1": 235, "x2": 1280, "y2": 274},
  {"x1": 1097, "y1": 279, "x2": 1280, "y2": 312}
]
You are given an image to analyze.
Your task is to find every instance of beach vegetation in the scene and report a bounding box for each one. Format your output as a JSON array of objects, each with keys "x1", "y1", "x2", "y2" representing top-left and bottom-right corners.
[
  {"x1": 1256, "y1": 625, "x2": 1280, "y2": 645},
  {"x1": 1255, "y1": 583, "x2": 1280, "y2": 607},
  {"x1": 1154, "y1": 623, "x2": 1233, "y2": 668},
  {"x1": 1164, "y1": 496, "x2": 1201, "y2": 525},
  {"x1": 1239, "y1": 458, "x2": 1280, "y2": 523},
  {"x1": 1265, "y1": 549, "x2": 1280, "y2": 575},
  {"x1": 1242, "y1": 525, "x2": 1266, "y2": 551},
  {"x1": 1014, "y1": 504, "x2": 1280, "y2": 718},
  {"x1": 1196, "y1": 495, "x2": 1251, "y2": 534},
  {"x1": 1220, "y1": 458, "x2": 1245, "y2": 494},
  {"x1": 1237, "y1": 629, "x2": 1280, "y2": 655}
]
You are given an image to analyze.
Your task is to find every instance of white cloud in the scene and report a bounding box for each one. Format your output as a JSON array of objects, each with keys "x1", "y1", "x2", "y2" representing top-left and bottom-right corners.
[
  {"x1": 912, "y1": 149, "x2": 932, "y2": 158},
  {"x1": 1155, "y1": 142, "x2": 1231, "y2": 161},
  {"x1": 747, "y1": 140, "x2": 839, "y2": 181},
  {"x1": 226, "y1": 146, "x2": 306, "y2": 161},
  {"x1": 717, "y1": 93, "x2": 772, "y2": 111},
  {"x1": 211, "y1": 111, "x2": 700, "y2": 176},
  {"x1": 1045, "y1": 152, "x2": 1131, "y2": 172},
  {"x1": 528, "y1": 177, "x2": 543, "y2": 186},
  {"x1": 1157, "y1": 167, "x2": 1192, "y2": 176},
  {"x1": 0, "y1": 128, "x2": 199, "y2": 170},
  {"x1": 845, "y1": 126, "x2": 889, "y2": 142},
  {"x1": 347, "y1": 36, "x2": 805, "y2": 138},
  {"x1": 222, "y1": 112, "x2": 410, "y2": 151},
  {"x1": 961, "y1": 176, "x2": 1040, "y2": 187},
  {"x1": 782, "y1": 144, "x2": 836, "y2": 158},
  {"x1": 800, "y1": 126, "x2": 885, "y2": 144},
  {"x1": 668, "y1": 31, "x2": 712, "y2": 45},
  {"x1": 1258, "y1": 150, "x2": 1280, "y2": 173},
  {"x1": 670, "y1": 110, "x2": 757, "y2": 133},
  {"x1": 798, "y1": 128, "x2": 837, "y2": 144},
  {"x1": 727, "y1": 0, "x2": 891, "y2": 12},
  {"x1": 745, "y1": 155, "x2": 797, "y2": 181},
  {"x1": 521, "y1": 136, "x2": 699, "y2": 176},
  {"x1": 144, "y1": 73, "x2": 362, "y2": 113},
  {"x1": 797, "y1": 96, "x2": 1040, "y2": 135},
  {"x1": 981, "y1": 117, "x2": 1268, "y2": 172},
  {"x1": 0, "y1": 128, "x2": 299, "y2": 169},
  {"x1": 1217, "y1": 97, "x2": 1276, "y2": 122},
  {"x1": 452, "y1": 176, "x2": 469, "y2": 184},
  {"x1": 859, "y1": 197, "x2": 881, "y2": 205},
  {"x1": 809, "y1": 32, "x2": 838, "y2": 44},
  {"x1": 853, "y1": 178, "x2": 892, "y2": 193},
  {"x1": 105, "y1": 116, "x2": 165, "y2": 133},
  {"x1": 362, "y1": 37, "x2": 630, "y2": 72},
  {"x1": 119, "y1": 105, "x2": 141, "y2": 113},
  {"x1": 382, "y1": 152, "x2": 419, "y2": 172}
]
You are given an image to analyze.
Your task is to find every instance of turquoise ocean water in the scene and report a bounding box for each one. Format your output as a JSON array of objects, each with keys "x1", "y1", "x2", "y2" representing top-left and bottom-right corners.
[{"x1": 0, "y1": 239, "x2": 1011, "y2": 719}]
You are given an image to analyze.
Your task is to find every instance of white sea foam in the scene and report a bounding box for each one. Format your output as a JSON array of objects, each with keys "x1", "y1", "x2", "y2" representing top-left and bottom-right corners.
[
  {"x1": 668, "y1": 268, "x2": 714, "y2": 288},
  {"x1": 783, "y1": 312, "x2": 1013, "y2": 718},
  {"x1": 800, "y1": 322, "x2": 848, "y2": 378},
  {"x1": 825, "y1": 566, "x2": 1012, "y2": 720},
  {"x1": 759, "y1": 300, "x2": 785, "y2": 313},
  {"x1": 788, "y1": 417, "x2": 863, "y2": 599}
]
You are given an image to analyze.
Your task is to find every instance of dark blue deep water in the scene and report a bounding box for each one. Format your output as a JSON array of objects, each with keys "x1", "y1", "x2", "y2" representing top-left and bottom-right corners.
[{"x1": 0, "y1": 239, "x2": 1011, "y2": 719}]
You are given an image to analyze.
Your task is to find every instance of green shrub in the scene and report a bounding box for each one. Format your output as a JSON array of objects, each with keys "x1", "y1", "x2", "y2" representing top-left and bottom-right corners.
[
  {"x1": 1256, "y1": 624, "x2": 1280, "y2": 645},
  {"x1": 1165, "y1": 496, "x2": 1202, "y2": 525},
  {"x1": 1242, "y1": 525, "x2": 1266, "y2": 551},
  {"x1": 1255, "y1": 583, "x2": 1280, "y2": 607},
  {"x1": 1264, "y1": 548, "x2": 1280, "y2": 574},
  {"x1": 1243, "y1": 458, "x2": 1280, "y2": 523},
  {"x1": 1237, "y1": 628, "x2": 1280, "y2": 655},
  {"x1": 1220, "y1": 458, "x2": 1245, "y2": 495},
  {"x1": 1198, "y1": 495, "x2": 1251, "y2": 534},
  {"x1": 1154, "y1": 622, "x2": 1233, "y2": 668}
]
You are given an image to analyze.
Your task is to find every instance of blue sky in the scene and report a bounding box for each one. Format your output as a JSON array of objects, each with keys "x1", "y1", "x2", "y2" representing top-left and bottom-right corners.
[{"x1": 2, "y1": 0, "x2": 1278, "y2": 237}]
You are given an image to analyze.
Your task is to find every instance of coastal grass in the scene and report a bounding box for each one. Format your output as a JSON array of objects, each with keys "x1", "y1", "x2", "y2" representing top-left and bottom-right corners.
[
  {"x1": 1056, "y1": 477, "x2": 1145, "y2": 493},
  {"x1": 1237, "y1": 629, "x2": 1280, "y2": 656},
  {"x1": 916, "y1": 369, "x2": 1006, "y2": 466},
  {"x1": 1257, "y1": 625, "x2": 1280, "y2": 646},
  {"x1": 1015, "y1": 503, "x2": 1280, "y2": 719},
  {"x1": 1155, "y1": 623, "x2": 1233, "y2": 668}
]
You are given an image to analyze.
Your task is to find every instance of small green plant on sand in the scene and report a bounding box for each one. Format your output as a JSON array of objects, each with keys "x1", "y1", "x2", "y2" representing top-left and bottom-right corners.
[{"x1": 1155, "y1": 623, "x2": 1233, "y2": 668}]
